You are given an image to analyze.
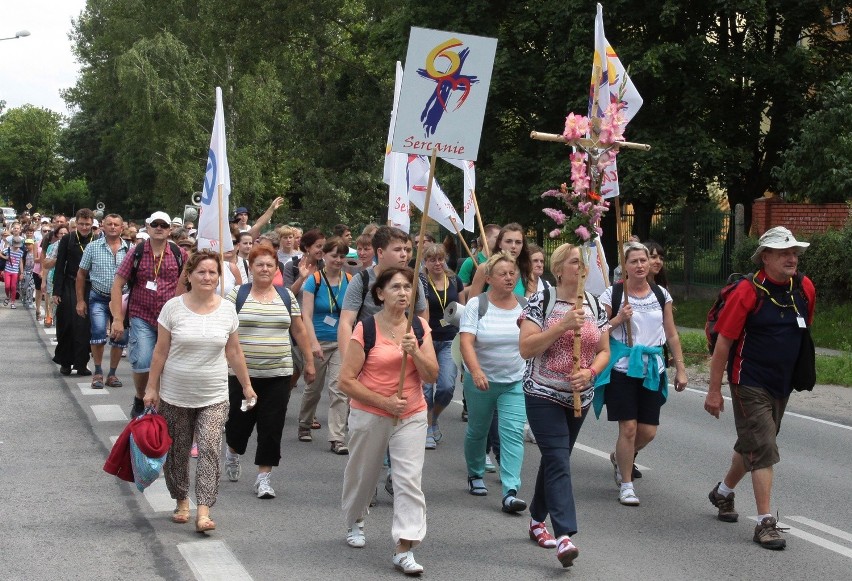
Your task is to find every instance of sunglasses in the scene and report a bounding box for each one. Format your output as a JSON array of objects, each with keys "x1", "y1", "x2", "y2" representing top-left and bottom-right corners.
[{"x1": 149, "y1": 222, "x2": 170, "y2": 229}]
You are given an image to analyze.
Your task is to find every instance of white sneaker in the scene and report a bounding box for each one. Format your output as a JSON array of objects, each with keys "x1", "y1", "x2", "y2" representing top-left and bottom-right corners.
[
  {"x1": 392, "y1": 550, "x2": 424, "y2": 575},
  {"x1": 524, "y1": 422, "x2": 537, "y2": 444},
  {"x1": 346, "y1": 520, "x2": 365, "y2": 548},
  {"x1": 619, "y1": 486, "x2": 640, "y2": 506},
  {"x1": 225, "y1": 451, "x2": 241, "y2": 482},
  {"x1": 485, "y1": 454, "x2": 497, "y2": 473},
  {"x1": 254, "y1": 472, "x2": 275, "y2": 499}
]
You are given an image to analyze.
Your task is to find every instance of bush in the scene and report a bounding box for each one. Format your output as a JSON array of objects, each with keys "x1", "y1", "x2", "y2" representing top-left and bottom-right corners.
[
  {"x1": 798, "y1": 225, "x2": 852, "y2": 304},
  {"x1": 731, "y1": 236, "x2": 760, "y2": 273}
]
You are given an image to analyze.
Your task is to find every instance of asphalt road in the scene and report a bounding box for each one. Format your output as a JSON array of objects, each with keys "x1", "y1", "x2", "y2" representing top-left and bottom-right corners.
[{"x1": 1, "y1": 304, "x2": 850, "y2": 580}]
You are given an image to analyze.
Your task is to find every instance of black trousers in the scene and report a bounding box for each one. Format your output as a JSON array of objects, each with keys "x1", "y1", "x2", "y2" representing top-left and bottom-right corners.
[
  {"x1": 225, "y1": 375, "x2": 291, "y2": 467},
  {"x1": 52, "y1": 280, "x2": 91, "y2": 369}
]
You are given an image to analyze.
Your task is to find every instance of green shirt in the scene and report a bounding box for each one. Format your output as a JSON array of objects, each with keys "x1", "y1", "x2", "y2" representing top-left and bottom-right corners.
[{"x1": 457, "y1": 252, "x2": 486, "y2": 285}]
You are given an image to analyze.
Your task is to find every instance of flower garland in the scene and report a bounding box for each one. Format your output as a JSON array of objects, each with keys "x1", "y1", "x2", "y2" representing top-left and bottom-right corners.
[{"x1": 542, "y1": 103, "x2": 627, "y2": 244}]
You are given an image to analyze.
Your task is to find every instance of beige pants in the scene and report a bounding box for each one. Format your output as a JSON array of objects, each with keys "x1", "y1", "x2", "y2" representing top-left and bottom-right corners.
[
  {"x1": 342, "y1": 408, "x2": 428, "y2": 547},
  {"x1": 298, "y1": 341, "x2": 348, "y2": 442}
]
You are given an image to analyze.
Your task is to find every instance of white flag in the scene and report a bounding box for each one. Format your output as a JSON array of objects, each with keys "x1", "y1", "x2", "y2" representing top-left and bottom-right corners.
[
  {"x1": 384, "y1": 62, "x2": 410, "y2": 231},
  {"x1": 443, "y1": 158, "x2": 476, "y2": 232},
  {"x1": 406, "y1": 155, "x2": 463, "y2": 234},
  {"x1": 584, "y1": 239, "x2": 610, "y2": 297},
  {"x1": 588, "y1": 3, "x2": 643, "y2": 199},
  {"x1": 198, "y1": 87, "x2": 233, "y2": 251}
]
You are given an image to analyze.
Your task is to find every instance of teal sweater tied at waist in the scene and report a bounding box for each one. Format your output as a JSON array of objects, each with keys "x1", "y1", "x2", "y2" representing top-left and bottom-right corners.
[{"x1": 592, "y1": 338, "x2": 667, "y2": 418}]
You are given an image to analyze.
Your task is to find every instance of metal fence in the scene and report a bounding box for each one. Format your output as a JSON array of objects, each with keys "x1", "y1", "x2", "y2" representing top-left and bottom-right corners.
[{"x1": 539, "y1": 208, "x2": 734, "y2": 289}]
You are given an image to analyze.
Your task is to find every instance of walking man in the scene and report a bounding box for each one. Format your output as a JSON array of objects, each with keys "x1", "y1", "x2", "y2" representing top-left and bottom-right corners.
[
  {"x1": 77, "y1": 213, "x2": 130, "y2": 389},
  {"x1": 52, "y1": 209, "x2": 96, "y2": 375},
  {"x1": 110, "y1": 211, "x2": 188, "y2": 418},
  {"x1": 704, "y1": 226, "x2": 815, "y2": 550}
]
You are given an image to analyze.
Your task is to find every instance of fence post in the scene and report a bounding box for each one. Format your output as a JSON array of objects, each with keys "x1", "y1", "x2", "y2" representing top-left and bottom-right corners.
[{"x1": 734, "y1": 204, "x2": 745, "y2": 248}]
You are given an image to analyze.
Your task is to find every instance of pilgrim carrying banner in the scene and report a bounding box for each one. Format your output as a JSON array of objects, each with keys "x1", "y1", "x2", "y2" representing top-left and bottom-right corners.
[{"x1": 391, "y1": 27, "x2": 497, "y2": 162}]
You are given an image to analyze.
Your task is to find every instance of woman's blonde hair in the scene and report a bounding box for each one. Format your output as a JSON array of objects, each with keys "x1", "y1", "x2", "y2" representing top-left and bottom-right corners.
[
  {"x1": 483, "y1": 251, "x2": 516, "y2": 276},
  {"x1": 549, "y1": 243, "x2": 585, "y2": 279}
]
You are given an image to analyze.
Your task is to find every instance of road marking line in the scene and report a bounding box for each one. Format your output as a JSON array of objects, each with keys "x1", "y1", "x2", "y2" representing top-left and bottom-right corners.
[
  {"x1": 178, "y1": 540, "x2": 253, "y2": 580},
  {"x1": 90, "y1": 404, "x2": 128, "y2": 422},
  {"x1": 573, "y1": 443, "x2": 650, "y2": 471},
  {"x1": 749, "y1": 517, "x2": 852, "y2": 559},
  {"x1": 110, "y1": 436, "x2": 119, "y2": 445},
  {"x1": 43, "y1": 327, "x2": 56, "y2": 335},
  {"x1": 77, "y1": 382, "x2": 110, "y2": 395},
  {"x1": 685, "y1": 388, "x2": 851, "y2": 431},
  {"x1": 143, "y1": 478, "x2": 196, "y2": 512},
  {"x1": 786, "y1": 516, "x2": 852, "y2": 543}
]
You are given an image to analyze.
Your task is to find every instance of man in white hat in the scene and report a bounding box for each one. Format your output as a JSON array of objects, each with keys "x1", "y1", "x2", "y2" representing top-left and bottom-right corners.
[{"x1": 704, "y1": 226, "x2": 815, "y2": 551}]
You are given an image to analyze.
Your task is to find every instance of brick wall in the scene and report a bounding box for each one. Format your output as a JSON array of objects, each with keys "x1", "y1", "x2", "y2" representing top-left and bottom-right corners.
[{"x1": 751, "y1": 197, "x2": 850, "y2": 236}]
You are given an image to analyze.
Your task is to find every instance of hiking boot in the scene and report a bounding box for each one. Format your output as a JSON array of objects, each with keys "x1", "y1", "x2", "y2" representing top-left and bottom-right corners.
[
  {"x1": 708, "y1": 482, "x2": 738, "y2": 522},
  {"x1": 753, "y1": 516, "x2": 787, "y2": 550}
]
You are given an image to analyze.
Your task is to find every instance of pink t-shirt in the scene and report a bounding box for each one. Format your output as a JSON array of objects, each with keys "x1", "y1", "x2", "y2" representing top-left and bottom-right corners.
[
  {"x1": 349, "y1": 316, "x2": 430, "y2": 419},
  {"x1": 33, "y1": 245, "x2": 43, "y2": 275}
]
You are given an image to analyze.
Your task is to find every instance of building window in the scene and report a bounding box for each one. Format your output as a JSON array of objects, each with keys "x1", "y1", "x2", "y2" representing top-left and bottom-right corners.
[{"x1": 831, "y1": 9, "x2": 847, "y2": 25}]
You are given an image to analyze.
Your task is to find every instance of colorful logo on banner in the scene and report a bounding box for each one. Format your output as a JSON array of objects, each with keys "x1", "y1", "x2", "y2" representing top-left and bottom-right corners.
[{"x1": 417, "y1": 39, "x2": 480, "y2": 137}]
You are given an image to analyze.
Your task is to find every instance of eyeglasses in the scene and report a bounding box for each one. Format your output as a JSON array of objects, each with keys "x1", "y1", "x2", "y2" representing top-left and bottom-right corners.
[
  {"x1": 149, "y1": 222, "x2": 170, "y2": 229},
  {"x1": 41, "y1": 229, "x2": 50, "y2": 234}
]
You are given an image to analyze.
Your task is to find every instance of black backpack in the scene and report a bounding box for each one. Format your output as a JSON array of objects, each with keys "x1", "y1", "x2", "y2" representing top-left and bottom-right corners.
[
  {"x1": 127, "y1": 240, "x2": 183, "y2": 290},
  {"x1": 234, "y1": 283, "x2": 292, "y2": 315},
  {"x1": 362, "y1": 315, "x2": 425, "y2": 358}
]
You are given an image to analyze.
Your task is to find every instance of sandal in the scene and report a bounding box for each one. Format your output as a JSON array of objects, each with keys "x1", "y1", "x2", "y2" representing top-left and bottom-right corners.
[
  {"x1": 310, "y1": 418, "x2": 321, "y2": 430},
  {"x1": 468, "y1": 476, "x2": 488, "y2": 496},
  {"x1": 298, "y1": 428, "x2": 312, "y2": 442},
  {"x1": 195, "y1": 515, "x2": 216, "y2": 533},
  {"x1": 172, "y1": 503, "x2": 190, "y2": 524},
  {"x1": 44, "y1": 316, "x2": 53, "y2": 328}
]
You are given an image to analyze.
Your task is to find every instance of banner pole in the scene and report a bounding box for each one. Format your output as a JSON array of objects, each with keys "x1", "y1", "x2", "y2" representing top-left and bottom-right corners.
[
  {"x1": 471, "y1": 189, "x2": 490, "y2": 258},
  {"x1": 394, "y1": 147, "x2": 437, "y2": 425},
  {"x1": 217, "y1": 183, "x2": 226, "y2": 297},
  {"x1": 449, "y1": 217, "x2": 476, "y2": 261}
]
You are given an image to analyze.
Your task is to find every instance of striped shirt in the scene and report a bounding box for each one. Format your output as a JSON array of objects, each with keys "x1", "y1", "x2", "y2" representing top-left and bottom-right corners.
[
  {"x1": 225, "y1": 286, "x2": 300, "y2": 378},
  {"x1": 79, "y1": 237, "x2": 130, "y2": 295},
  {"x1": 459, "y1": 295, "x2": 525, "y2": 383},
  {"x1": 157, "y1": 296, "x2": 239, "y2": 408}
]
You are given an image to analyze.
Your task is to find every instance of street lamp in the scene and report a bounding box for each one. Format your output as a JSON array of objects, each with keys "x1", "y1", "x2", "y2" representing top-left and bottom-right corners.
[{"x1": 0, "y1": 30, "x2": 31, "y2": 42}]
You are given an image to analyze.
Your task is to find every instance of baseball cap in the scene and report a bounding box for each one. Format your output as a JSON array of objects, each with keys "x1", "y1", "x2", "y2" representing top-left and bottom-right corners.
[
  {"x1": 146, "y1": 211, "x2": 171, "y2": 225},
  {"x1": 93, "y1": 219, "x2": 100, "y2": 228},
  {"x1": 171, "y1": 216, "x2": 184, "y2": 226},
  {"x1": 136, "y1": 232, "x2": 150, "y2": 241},
  {"x1": 234, "y1": 206, "x2": 248, "y2": 215},
  {"x1": 750, "y1": 226, "x2": 810, "y2": 265},
  {"x1": 40, "y1": 217, "x2": 50, "y2": 223}
]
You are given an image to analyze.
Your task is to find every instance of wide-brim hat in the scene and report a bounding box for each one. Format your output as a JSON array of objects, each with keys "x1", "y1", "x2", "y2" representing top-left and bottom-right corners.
[{"x1": 751, "y1": 226, "x2": 810, "y2": 265}]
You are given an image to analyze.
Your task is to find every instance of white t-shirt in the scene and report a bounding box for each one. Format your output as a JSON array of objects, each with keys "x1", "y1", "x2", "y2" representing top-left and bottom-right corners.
[
  {"x1": 459, "y1": 295, "x2": 525, "y2": 383},
  {"x1": 157, "y1": 295, "x2": 239, "y2": 407},
  {"x1": 599, "y1": 285, "x2": 672, "y2": 374}
]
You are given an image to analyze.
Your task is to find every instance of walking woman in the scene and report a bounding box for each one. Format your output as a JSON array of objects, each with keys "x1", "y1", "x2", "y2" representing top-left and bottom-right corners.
[
  {"x1": 339, "y1": 266, "x2": 438, "y2": 575},
  {"x1": 224, "y1": 244, "x2": 316, "y2": 498},
  {"x1": 526, "y1": 244, "x2": 551, "y2": 296},
  {"x1": 459, "y1": 253, "x2": 528, "y2": 513},
  {"x1": 42, "y1": 225, "x2": 68, "y2": 327},
  {"x1": 597, "y1": 241, "x2": 688, "y2": 506},
  {"x1": 420, "y1": 243, "x2": 465, "y2": 449},
  {"x1": 466, "y1": 222, "x2": 532, "y2": 299},
  {"x1": 298, "y1": 236, "x2": 351, "y2": 453},
  {"x1": 518, "y1": 243, "x2": 610, "y2": 567},
  {"x1": 644, "y1": 240, "x2": 669, "y2": 287},
  {"x1": 143, "y1": 250, "x2": 255, "y2": 533}
]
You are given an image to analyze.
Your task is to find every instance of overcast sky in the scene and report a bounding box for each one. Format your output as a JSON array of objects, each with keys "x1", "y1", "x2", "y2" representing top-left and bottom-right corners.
[{"x1": 1, "y1": 0, "x2": 88, "y2": 116}]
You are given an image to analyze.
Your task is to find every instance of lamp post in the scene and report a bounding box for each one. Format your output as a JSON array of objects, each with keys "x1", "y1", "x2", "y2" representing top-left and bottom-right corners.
[{"x1": 0, "y1": 30, "x2": 31, "y2": 42}]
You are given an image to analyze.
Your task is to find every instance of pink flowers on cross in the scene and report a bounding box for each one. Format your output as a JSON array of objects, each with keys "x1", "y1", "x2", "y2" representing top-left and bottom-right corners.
[
  {"x1": 563, "y1": 113, "x2": 590, "y2": 141},
  {"x1": 542, "y1": 207, "x2": 567, "y2": 225}
]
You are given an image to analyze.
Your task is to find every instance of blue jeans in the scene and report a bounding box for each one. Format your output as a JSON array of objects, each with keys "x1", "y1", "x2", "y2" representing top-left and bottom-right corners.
[
  {"x1": 463, "y1": 372, "x2": 526, "y2": 496},
  {"x1": 525, "y1": 394, "x2": 588, "y2": 537},
  {"x1": 88, "y1": 290, "x2": 127, "y2": 347},
  {"x1": 422, "y1": 340, "x2": 458, "y2": 414},
  {"x1": 128, "y1": 317, "x2": 157, "y2": 373}
]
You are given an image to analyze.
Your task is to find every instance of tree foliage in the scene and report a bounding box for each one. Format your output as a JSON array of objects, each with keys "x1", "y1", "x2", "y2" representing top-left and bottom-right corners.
[
  {"x1": 59, "y1": 0, "x2": 851, "y2": 233},
  {"x1": 0, "y1": 105, "x2": 64, "y2": 209},
  {"x1": 773, "y1": 71, "x2": 852, "y2": 203}
]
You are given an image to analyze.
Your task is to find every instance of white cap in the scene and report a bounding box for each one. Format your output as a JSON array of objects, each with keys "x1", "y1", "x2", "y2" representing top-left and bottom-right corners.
[
  {"x1": 171, "y1": 216, "x2": 183, "y2": 226},
  {"x1": 751, "y1": 226, "x2": 810, "y2": 265},
  {"x1": 146, "y1": 211, "x2": 171, "y2": 225},
  {"x1": 93, "y1": 219, "x2": 100, "y2": 228},
  {"x1": 136, "y1": 232, "x2": 150, "y2": 241},
  {"x1": 40, "y1": 216, "x2": 50, "y2": 223}
]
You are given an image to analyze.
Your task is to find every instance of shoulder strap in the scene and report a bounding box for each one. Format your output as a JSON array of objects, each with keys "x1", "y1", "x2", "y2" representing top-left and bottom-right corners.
[
  {"x1": 313, "y1": 271, "x2": 322, "y2": 286},
  {"x1": 611, "y1": 282, "x2": 624, "y2": 318},
  {"x1": 235, "y1": 283, "x2": 252, "y2": 313},
  {"x1": 411, "y1": 315, "x2": 425, "y2": 345},
  {"x1": 585, "y1": 291, "x2": 600, "y2": 321},
  {"x1": 649, "y1": 282, "x2": 666, "y2": 310},
  {"x1": 477, "y1": 293, "x2": 489, "y2": 319},
  {"x1": 273, "y1": 285, "x2": 292, "y2": 314},
  {"x1": 362, "y1": 316, "x2": 377, "y2": 356},
  {"x1": 128, "y1": 241, "x2": 147, "y2": 289},
  {"x1": 542, "y1": 288, "x2": 557, "y2": 321},
  {"x1": 355, "y1": 269, "x2": 371, "y2": 322},
  {"x1": 168, "y1": 241, "x2": 184, "y2": 272}
]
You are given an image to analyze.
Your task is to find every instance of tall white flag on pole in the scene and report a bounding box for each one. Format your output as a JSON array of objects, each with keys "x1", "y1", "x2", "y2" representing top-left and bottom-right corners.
[
  {"x1": 443, "y1": 158, "x2": 476, "y2": 231},
  {"x1": 384, "y1": 62, "x2": 410, "y2": 231},
  {"x1": 198, "y1": 87, "x2": 233, "y2": 251},
  {"x1": 588, "y1": 3, "x2": 643, "y2": 199},
  {"x1": 406, "y1": 155, "x2": 463, "y2": 234}
]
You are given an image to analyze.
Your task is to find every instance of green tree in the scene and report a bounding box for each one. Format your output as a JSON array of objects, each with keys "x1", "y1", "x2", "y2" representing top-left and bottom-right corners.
[
  {"x1": 0, "y1": 105, "x2": 65, "y2": 209},
  {"x1": 773, "y1": 71, "x2": 852, "y2": 203}
]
